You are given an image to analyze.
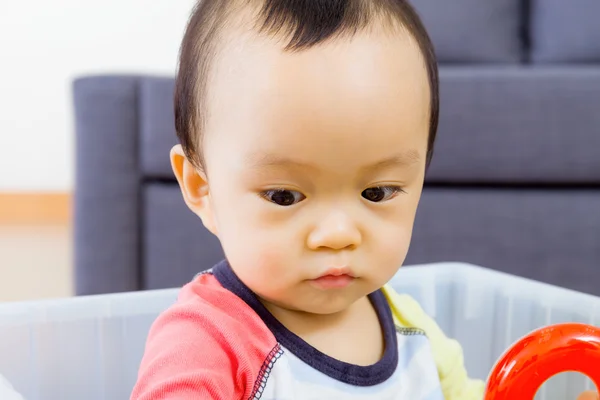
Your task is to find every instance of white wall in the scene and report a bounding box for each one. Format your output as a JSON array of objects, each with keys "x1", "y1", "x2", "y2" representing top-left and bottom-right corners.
[{"x1": 0, "y1": 0, "x2": 197, "y2": 191}]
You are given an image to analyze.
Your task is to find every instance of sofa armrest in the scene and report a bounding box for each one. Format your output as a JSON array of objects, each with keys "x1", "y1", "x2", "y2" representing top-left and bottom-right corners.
[{"x1": 73, "y1": 76, "x2": 142, "y2": 295}]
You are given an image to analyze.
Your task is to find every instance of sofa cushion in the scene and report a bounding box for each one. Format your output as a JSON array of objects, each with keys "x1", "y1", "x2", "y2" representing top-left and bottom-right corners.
[
  {"x1": 530, "y1": 0, "x2": 600, "y2": 63},
  {"x1": 410, "y1": 0, "x2": 524, "y2": 63},
  {"x1": 426, "y1": 66, "x2": 600, "y2": 184},
  {"x1": 405, "y1": 187, "x2": 600, "y2": 295}
]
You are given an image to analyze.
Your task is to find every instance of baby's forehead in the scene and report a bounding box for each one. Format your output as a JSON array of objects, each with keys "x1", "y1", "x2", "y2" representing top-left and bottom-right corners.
[
  {"x1": 207, "y1": 29, "x2": 430, "y2": 128},
  {"x1": 203, "y1": 31, "x2": 430, "y2": 175}
]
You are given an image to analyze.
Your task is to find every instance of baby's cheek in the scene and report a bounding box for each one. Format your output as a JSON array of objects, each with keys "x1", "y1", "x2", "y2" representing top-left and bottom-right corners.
[
  {"x1": 254, "y1": 246, "x2": 288, "y2": 275},
  {"x1": 377, "y1": 222, "x2": 413, "y2": 273},
  {"x1": 229, "y1": 235, "x2": 291, "y2": 291}
]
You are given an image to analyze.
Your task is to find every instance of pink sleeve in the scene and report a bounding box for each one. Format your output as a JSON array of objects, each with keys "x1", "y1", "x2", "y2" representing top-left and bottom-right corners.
[{"x1": 130, "y1": 274, "x2": 278, "y2": 400}]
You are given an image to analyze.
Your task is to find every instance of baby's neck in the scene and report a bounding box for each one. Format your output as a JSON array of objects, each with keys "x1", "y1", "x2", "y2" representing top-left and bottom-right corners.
[{"x1": 261, "y1": 295, "x2": 385, "y2": 366}]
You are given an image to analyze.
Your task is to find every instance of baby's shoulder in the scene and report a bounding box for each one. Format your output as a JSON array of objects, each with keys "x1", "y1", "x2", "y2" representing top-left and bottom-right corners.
[
  {"x1": 159, "y1": 270, "x2": 277, "y2": 349},
  {"x1": 131, "y1": 271, "x2": 279, "y2": 399},
  {"x1": 143, "y1": 271, "x2": 279, "y2": 366},
  {"x1": 380, "y1": 284, "x2": 431, "y2": 330}
]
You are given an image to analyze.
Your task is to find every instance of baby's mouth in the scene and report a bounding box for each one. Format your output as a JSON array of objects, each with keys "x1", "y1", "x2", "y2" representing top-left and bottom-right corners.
[{"x1": 309, "y1": 267, "x2": 356, "y2": 289}]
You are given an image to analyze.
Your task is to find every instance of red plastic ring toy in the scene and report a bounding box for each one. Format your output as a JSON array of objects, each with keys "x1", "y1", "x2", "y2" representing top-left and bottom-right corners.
[{"x1": 485, "y1": 323, "x2": 600, "y2": 399}]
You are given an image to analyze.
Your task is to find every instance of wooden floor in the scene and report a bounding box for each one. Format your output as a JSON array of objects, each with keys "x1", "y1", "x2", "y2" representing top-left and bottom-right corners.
[
  {"x1": 0, "y1": 224, "x2": 73, "y2": 302},
  {"x1": 0, "y1": 192, "x2": 73, "y2": 302}
]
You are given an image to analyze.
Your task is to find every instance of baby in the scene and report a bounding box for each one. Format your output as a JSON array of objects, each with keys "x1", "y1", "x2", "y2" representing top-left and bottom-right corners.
[{"x1": 131, "y1": 0, "x2": 597, "y2": 399}]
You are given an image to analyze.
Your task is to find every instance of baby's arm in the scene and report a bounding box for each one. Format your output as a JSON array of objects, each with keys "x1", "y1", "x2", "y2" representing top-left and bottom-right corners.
[
  {"x1": 381, "y1": 285, "x2": 485, "y2": 400},
  {"x1": 131, "y1": 277, "x2": 278, "y2": 400}
]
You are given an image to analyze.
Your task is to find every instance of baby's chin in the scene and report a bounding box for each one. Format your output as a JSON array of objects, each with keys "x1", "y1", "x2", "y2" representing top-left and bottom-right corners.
[{"x1": 258, "y1": 289, "x2": 367, "y2": 316}]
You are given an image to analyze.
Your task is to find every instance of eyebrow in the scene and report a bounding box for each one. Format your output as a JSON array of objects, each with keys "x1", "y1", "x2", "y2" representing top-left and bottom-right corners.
[
  {"x1": 245, "y1": 150, "x2": 422, "y2": 171},
  {"x1": 362, "y1": 151, "x2": 422, "y2": 172}
]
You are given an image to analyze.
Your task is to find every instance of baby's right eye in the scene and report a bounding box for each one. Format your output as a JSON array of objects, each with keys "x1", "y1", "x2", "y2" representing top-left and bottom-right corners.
[{"x1": 260, "y1": 189, "x2": 306, "y2": 207}]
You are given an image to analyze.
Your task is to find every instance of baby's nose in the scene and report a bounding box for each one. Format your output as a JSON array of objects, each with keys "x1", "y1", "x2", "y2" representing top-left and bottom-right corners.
[{"x1": 306, "y1": 210, "x2": 362, "y2": 251}]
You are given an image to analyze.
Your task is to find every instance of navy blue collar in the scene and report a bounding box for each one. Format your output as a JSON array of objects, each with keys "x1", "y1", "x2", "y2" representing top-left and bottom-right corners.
[{"x1": 212, "y1": 259, "x2": 399, "y2": 386}]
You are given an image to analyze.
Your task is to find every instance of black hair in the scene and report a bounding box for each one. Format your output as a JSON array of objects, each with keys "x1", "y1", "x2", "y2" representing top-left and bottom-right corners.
[{"x1": 174, "y1": 0, "x2": 439, "y2": 169}]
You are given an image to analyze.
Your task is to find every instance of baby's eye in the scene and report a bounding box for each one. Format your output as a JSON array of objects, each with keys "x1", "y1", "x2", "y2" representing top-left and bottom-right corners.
[
  {"x1": 361, "y1": 186, "x2": 403, "y2": 203},
  {"x1": 261, "y1": 189, "x2": 306, "y2": 207}
]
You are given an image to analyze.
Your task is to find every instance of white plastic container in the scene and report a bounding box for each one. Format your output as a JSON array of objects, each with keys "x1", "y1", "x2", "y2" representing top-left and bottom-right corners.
[{"x1": 0, "y1": 262, "x2": 598, "y2": 400}]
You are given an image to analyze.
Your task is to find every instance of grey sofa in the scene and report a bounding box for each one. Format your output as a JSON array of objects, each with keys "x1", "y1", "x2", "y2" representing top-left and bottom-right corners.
[{"x1": 73, "y1": 0, "x2": 600, "y2": 296}]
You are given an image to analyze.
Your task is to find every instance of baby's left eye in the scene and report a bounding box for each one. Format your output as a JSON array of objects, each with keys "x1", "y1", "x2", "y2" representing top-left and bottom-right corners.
[{"x1": 361, "y1": 186, "x2": 403, "y2": 203}]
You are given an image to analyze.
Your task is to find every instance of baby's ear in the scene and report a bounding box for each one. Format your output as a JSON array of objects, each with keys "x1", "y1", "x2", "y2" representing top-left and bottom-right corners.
[{"x1": 170, "y1": 145, "x2": 218, "y2": 235}]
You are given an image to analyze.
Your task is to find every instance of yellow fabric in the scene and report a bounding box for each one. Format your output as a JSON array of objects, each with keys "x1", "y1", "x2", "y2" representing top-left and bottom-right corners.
[{"x1": 381, "y1": 284, "x2": 486, "y2": 400}]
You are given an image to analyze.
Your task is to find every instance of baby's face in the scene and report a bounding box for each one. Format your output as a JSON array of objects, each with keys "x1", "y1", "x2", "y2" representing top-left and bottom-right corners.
[{"x1": 197, "y1": 29, "x2": 429, "y2": 315}]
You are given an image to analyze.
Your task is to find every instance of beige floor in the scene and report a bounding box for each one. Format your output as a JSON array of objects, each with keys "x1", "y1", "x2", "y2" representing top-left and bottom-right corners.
[{"x1": 0, "y1": 225, "x2": 73, "y2": 302}]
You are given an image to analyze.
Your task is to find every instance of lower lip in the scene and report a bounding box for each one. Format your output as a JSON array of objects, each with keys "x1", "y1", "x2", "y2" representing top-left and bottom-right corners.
[{"x1": 309, "y1": 275, "x2": 355, "y2": 289}]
